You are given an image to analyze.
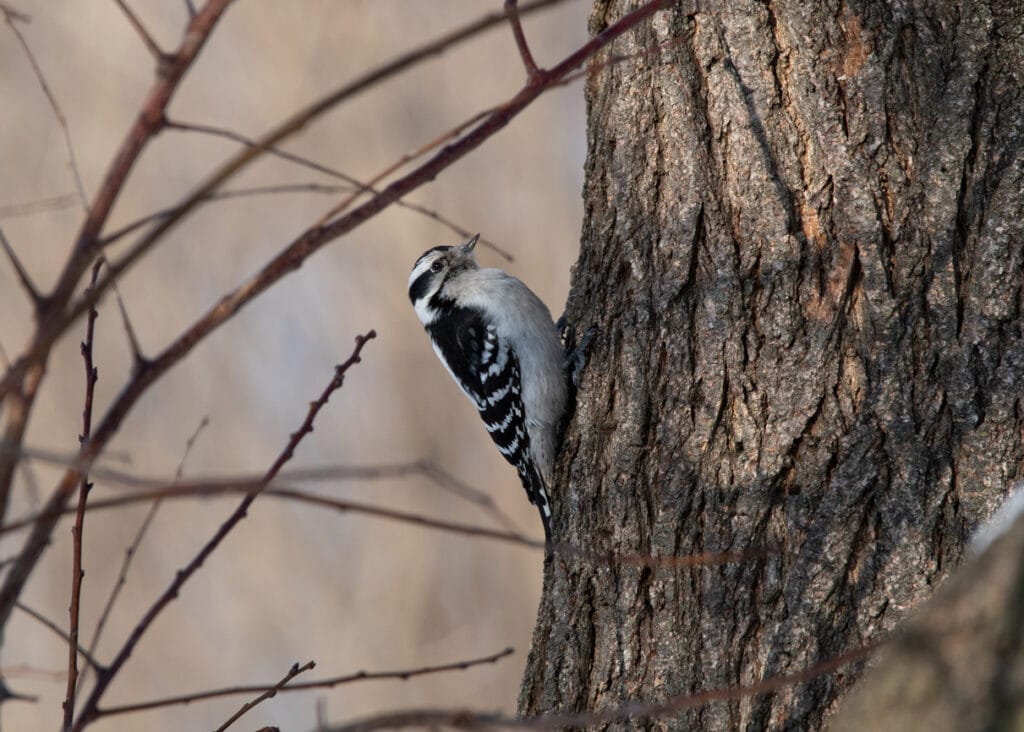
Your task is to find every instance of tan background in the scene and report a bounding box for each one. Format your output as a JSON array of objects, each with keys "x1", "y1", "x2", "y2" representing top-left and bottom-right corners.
[{"x1": 0, "y1": 1, "x2": 585, "y2": 728}]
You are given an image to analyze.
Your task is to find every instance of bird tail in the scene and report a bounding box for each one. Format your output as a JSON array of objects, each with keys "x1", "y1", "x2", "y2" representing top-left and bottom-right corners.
[{"x1": 517, "y1": 461, "x2": 552, "y2": 543}]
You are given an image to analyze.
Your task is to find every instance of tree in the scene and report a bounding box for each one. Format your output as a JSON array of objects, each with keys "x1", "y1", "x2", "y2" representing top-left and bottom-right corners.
[{"x1": 521, "y1": 0, "x2": 1024, "y2": 728}]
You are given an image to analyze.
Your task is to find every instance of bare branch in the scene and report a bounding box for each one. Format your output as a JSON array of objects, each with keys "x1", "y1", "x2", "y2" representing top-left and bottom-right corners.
[
  {"x1": 0, "y1": 360, "x2": 44, "y2": 525},
  {"x1": 109, "y1": 274, "x2": 146, "y2": 367},
  {"x1": 2, "y1": 4, "x2": 88, "y2": 211},
  {"x1": 559, "y1": 30, "x2": 690, "y2": 87},
  {"x1": 79, "y1": 416, "x2": 208, "y2": 703},
  {"x1": 0, "y1": 480, "x2": 538, "y2": 547},
  {"x1": 73, "y1": 331, "x2": 376, "y2": 730},
  {"x1": 506, "y1": 0, "x2": 541, "y2": 80},
  {"x1": 14, "y1": 603, "x2": 103, "y2": 674},
  {"x1": 112, "y1": 0, "x2": 164, "y2": 61},
  {"x1": 182, "y1": 0, "x2": 195, "y2": 18},
  {"x1": 97, "y1": 183, "x2": 355, "y2": 247},
  {"x1": 0, "y1": 227, "x2": 41, "y2": 307},
  {"x1": 63, "y1": 259, "x2": 103, "y2": 730},
  {"x1": 0, "y1": 193, "x2": 79, "y2": 220},
  {"x1": 58, "y1": 0, "x2": 230, "y2": 276},
  {"x1": 0, "y1": 3, "x2": 29, "y2": 23},
  {"x1": 8, "y1": 446, "x2": 524, "y2": 534},
  {"x1": 0, "y1": 679, "x2": 37, "y2": 704},
  {"x1": 100, "y1": 177, "x2": 512, "y2": 261},
  {"x1": 214, "y1": 660, "x2": 316, "y2": 732},
  {"x1": 163, "y1": 118, "x2": 514, "y2": 260},
  {"x1": 2, "y1": 664, "x2": 66, "y2": 683},
  {"x1": 313, "y1": 108, "x2": 492, "y2": 227},
  {"x1": 0, "y1": 476, "x2": 767, "y2": 572},
  {"x1": 322, "y1": 642, "x2": 877, "y2": 731},
  {"x1": 96, "y1": 648, "x2": 513, "y2": 720}
]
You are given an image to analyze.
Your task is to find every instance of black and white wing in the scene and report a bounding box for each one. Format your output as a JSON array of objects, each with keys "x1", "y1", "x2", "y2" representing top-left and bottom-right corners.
[{"x1": 426, "y1": 305, "x2": 552, "y2": 537}]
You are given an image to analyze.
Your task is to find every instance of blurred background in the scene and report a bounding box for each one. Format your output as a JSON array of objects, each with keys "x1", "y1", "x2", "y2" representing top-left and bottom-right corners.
[{"x1": 0, "y1": 1, "x2": 587, "y2": 728}]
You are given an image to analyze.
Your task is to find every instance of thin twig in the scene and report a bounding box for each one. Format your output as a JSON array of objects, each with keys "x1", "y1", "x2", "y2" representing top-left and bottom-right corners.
[
  {"x1": 2, "y1": 664, "x2": 67, "y2": 683},
  {"x1": 14, "y1": 603, "x2": 103, "y2": 674},
  {"x1": 63, "y1": 259, "x2": 103, "y2": 731},
  {"x1": 73, "y1": 331, "x2": 376, "y2": 730},
  {"x1": 108, "y1": 273, "x2": 145, "y2": 367},
  {"x1": 0, "y1": 452, "x2": 516, "y2": 527},
  {"x1": 314, "y1": 108, "x2": 492, "y2": 227},
  {"x1": 79, "y1": 416, "x2": 209, "y2": 700},
  {"x1": 112, "y1": 0, "x2": 164, "y2": 60},
  {"x1": 98, "y1": 183, "x2": 357, "y2": 247},
  {"x1": 162, "y1": 118, "x2": 514, "y2": 260},
  {"x1": 214, "y1": 660, "x2": 316, "y2": 732},
  {"x1": 560, "y1": 30, "x2": 690, "y2": 87},
  {"x1": 0, "y1": 227, "x2": 41, "y2": 307},
  {"x1": 182, "y1": 0, "x2": 195, "y2": 18},
  {"x1": 0, "y1": 481, "x2": 538, "y2": 546},
  {"x1": 323, "y1": 641, "x2": 878, "y2": 730},
  {"x1": 0, "y1": 478, "x2": 766, "y2": 572},
  {"x1": 0, "y1": 3, "x2": 29, "y2": 23},
  {"x1": 506, "y1": 0, "x2": 541, "y2": 80},
  {"x1": 0, "y1": 358, "x2": 44, "y2": 539},
  {"x1": 0, "y1": 193, "x2": 79, "y2": 219},
  {"x1": 3, "y1": 6, "x2": 88, "y2": 212},
  {"x1": 97, "y1": 647, "x2": 513, "y2": 719}
]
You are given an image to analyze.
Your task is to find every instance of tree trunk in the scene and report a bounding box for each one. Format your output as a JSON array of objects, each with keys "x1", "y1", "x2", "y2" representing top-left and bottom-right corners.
[{"x1": 520, "y1": 0, "x2": 1024, "y2": 728}]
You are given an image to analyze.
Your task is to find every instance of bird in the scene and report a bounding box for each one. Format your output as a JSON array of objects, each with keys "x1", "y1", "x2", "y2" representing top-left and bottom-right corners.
[{"x1": 408, "y1": 234, "x2": 569, "y2": 540}]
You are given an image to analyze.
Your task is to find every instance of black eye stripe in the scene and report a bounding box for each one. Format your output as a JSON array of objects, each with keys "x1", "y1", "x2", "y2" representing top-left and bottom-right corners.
[{"x1": 408, "y1": 269, "x2": 436, "y2": 303}]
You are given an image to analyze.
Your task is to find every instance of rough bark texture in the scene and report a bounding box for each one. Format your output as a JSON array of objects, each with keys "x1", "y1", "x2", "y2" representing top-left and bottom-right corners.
[{"x1": 521, "y1": 0, "x2": 1024, "y2": 728}]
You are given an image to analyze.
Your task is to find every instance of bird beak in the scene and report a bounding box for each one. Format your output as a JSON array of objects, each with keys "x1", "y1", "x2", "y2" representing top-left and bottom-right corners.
[{"x1": 461, "y1": 234, "x2": 480, "y2": 254}]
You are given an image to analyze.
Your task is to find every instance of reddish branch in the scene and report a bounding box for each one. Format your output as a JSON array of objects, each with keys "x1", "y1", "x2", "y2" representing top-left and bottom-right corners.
[
  {"x1": 0, "y1": 480, "x2": 762, "y2": 572},
  {"x1": 98, "y1": 648, "x2": 512, "y2": 720},
  {"x1": 506, "y1": 0, "x2": 541, "y2": 80},
  {"x1": 50, "y1": 0, "x2": 232, "y2": 306},
  {"x1": 214, "y1": 660, "x2": 316, "y2": 732},
  {"x1": 157, "y1": 119, "x2": 514, "y2": 260},
  {"x1": 62, "y1": 259, "x2": 102, "y2": 731},
  {"x1": 72, "y1": 331, "x2": 375, "y2": 730},
  {"x1": 324, "y1": 642, "x2": 877, "y2": 730},
  {"x1": 112, "y1": 0, "x2": 164, "y2": 61}
]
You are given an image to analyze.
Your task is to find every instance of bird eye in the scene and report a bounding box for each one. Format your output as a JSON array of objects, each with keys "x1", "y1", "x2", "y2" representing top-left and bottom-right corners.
[{"x1": 430, "y1": 260, "x2": 444, "y2": 273}]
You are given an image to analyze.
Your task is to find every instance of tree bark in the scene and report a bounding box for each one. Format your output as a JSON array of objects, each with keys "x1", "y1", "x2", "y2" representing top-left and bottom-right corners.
[{"x1": 520, "y1": 0, "x2": 1024, "y2": 728}]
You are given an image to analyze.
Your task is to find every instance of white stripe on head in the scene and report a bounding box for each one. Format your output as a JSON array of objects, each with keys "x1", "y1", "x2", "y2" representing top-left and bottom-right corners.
[
  {"x1": 408, "y1": 252, "x2": 440, "y2": 292},
  {"x1": 408, "y1": 249, "x2": 449, "y2": 326}
]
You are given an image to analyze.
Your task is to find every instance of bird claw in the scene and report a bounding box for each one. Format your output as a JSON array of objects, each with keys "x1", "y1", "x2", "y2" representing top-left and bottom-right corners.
[{"x1": 558, "y1": 312, "x2": 597, "y2": 388}]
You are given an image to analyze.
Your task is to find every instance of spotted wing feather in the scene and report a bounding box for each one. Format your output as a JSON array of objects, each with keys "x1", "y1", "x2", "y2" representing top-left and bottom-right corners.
[{"x1": 426, "y1": 306, "x2": 552, "y2": 536}]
